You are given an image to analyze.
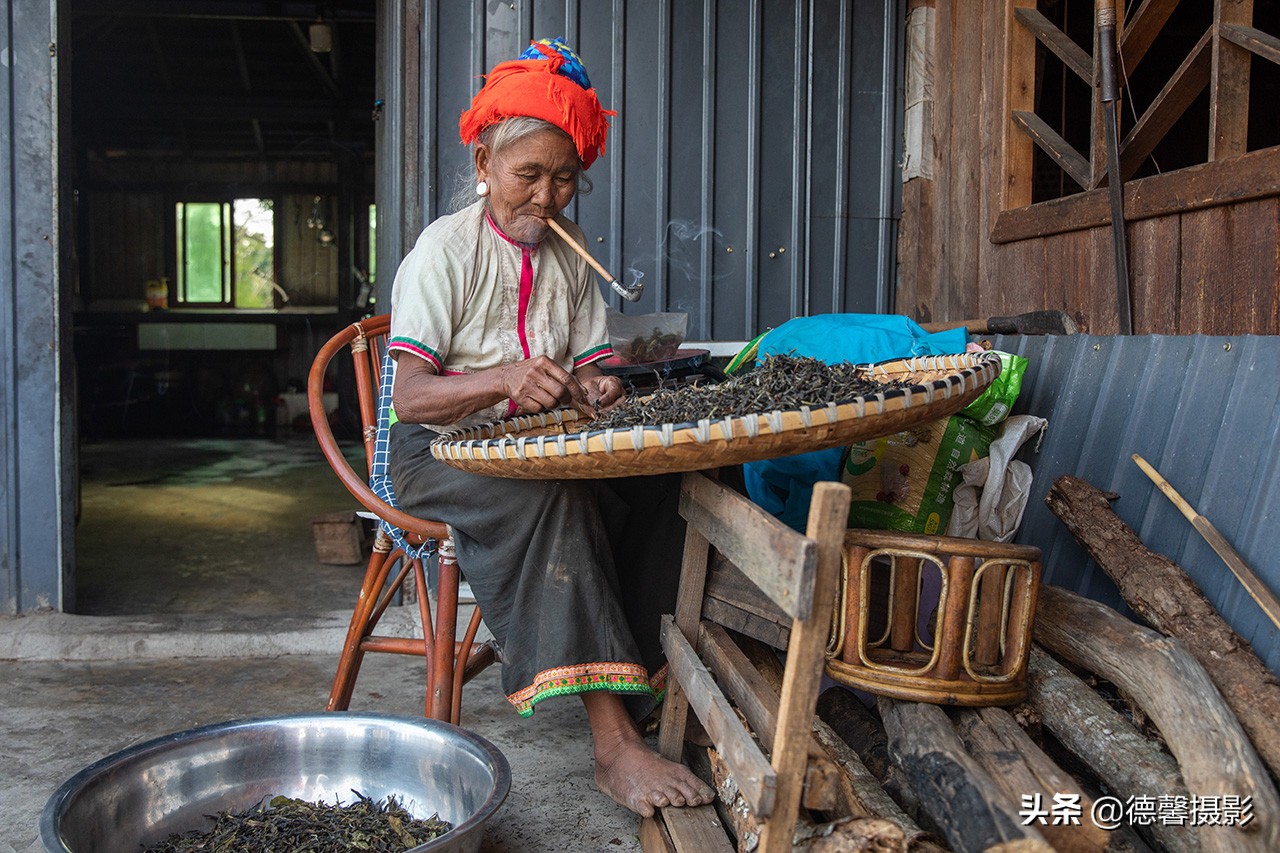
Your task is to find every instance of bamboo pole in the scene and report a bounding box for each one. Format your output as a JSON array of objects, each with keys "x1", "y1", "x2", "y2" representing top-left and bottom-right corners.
[{"x1": 1132, "y1": 453, "x2": 1280, "y2": 632}]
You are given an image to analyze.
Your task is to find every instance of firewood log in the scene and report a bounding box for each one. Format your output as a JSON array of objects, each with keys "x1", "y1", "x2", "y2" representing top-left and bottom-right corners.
[
  {"x1": 1104, "y1": 824, "x2": 1158, "y2": 853},
  {"x1": 1035, "y1": 584, "x2": 1280, "y2": 853},
  {"x1": 1044, "y1": 475, "x2": 1280, "y2": 782},
  {"x1": 954, "y1": 705, "x2": 1110, "y2": 853},
  {"x1": 816, "y1": 689, "x2": 894, "y2": 779},
  {"x1": 879, "y1": 698, "x2": 1054, "y2": 853},
  {"x1": 1026, "y1": 645, "x2": 1198, "y2": 853},
  {"x1": 730, "y1": 631, "x2": 943, "y2": 850},
  {"x1": 702, "y1": 745, "x2": 762, "y2": 850},
  {"x1": 792, "y1": 816, "x2": 908, "y2": 852},
  {"x1": 809, "y1": 717, "x2": 947, "y2": 853},
  {"x1": 701, "y1": 744, "x2": 912, "y2": 853},
  {"x1": 815, "y1": 688, "x2": 926, "y2": 824}
]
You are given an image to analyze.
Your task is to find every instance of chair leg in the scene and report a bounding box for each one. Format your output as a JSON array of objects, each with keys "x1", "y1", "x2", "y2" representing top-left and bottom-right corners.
[
  {"x1": 451, "y1": 606, "x2": 486, "y2": 725},
  {"x1": 412, "y1": 555, "x2": 439, "y2": 717},
  {"x1": 429, "y1": 538, "x2": 461, "y2": 721},
  {"x1": 328, "y1": 534, "x2": 396, "y2": 711},
  {"x1": 329, "y1": 533, "x2": 493, "y2": 723}
]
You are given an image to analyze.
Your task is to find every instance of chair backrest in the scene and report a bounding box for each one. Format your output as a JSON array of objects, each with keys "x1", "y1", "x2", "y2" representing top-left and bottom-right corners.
[
  {"x1": 651, "y1": 472, "x2": 851, "y2": 853},
  {"x1": 307, "y1": 315, "x2": 448, "y2": 543}
]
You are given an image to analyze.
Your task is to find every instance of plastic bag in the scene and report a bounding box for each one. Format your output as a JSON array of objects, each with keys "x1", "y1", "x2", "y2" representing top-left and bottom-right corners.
[
  {"x1": 946, "y1": 415, "x2": 1047, "y2": 542},
  {"x1": 606, "y1": 309, "x2": 688, "y2": 364},
  {"x1": 742, "y1": 313, "x2": 971, "y2": 531},
  {"x1": 962, "y1": 351, "x2": 1028, "y2": 426}
]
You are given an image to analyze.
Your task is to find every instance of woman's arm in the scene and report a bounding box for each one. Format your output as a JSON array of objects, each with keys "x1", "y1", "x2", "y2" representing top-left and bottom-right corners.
[{"x1": 392, "y1": 353, "x2": 596, "y2": 425}]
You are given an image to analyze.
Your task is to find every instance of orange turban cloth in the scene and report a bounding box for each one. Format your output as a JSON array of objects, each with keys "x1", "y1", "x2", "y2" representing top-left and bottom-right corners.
[{"x1": 459, "y1": 40, "x2": 615, "y2": 169}]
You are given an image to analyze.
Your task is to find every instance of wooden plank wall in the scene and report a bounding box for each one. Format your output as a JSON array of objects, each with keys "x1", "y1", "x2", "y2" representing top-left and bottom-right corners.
[
  {"x1": 78, "y1": 158, "x2": 353, "y2": 308},
  {"x1": 277, "y1": 193, "x2": 339, "y2": 307},
  {"x1": 83, "y1": 192, "x2": 166, "y2": 303},
  {"x1": 897, "y1": 1, "x2": 1280, "y2": 335}
]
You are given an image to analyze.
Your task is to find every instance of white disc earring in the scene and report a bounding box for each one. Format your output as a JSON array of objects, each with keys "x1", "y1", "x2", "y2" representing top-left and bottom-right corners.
[{"x1": 476, "y1": 180, "x2": 489, "y2": 197}]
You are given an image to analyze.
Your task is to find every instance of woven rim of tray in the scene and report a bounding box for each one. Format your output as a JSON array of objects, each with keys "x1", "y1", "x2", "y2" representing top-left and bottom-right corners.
[{"x1": 428, "y1": 351, "x2": 1002, "y2": 479}]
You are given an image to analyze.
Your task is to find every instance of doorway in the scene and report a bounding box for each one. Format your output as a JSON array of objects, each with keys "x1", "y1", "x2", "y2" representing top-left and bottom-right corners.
[{"x1": 67, "y1": 1, "x2": 379, "y2": 616}]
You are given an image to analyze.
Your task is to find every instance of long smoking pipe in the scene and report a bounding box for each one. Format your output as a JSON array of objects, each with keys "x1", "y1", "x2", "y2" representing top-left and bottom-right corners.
[{"x1": 544, "y1": 217, "x2": 643, "y2": 302}]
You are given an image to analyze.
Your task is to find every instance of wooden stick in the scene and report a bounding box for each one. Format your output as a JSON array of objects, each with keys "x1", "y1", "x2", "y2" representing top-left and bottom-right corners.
[
  {"x1": 1132, "y1": 453, "x2": 1280, "y2": 632},
  {"x1": 544, "y1": 217, "x2": 642, "y2": 302}
]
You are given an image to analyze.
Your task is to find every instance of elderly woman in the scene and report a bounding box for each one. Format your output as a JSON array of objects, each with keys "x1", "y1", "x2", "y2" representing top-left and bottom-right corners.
[{"x1": 386, "y1": 39, "x2": 715, "y2": 818}]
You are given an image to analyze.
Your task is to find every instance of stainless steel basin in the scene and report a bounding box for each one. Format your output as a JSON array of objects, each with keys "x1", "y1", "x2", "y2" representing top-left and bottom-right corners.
[{"x1": 40, "y1": 713, "x2": 510, "y2": 853}]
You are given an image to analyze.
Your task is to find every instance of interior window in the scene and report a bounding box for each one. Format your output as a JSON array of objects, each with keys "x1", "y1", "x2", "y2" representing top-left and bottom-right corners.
[{"x1": 175, "y1": 198, "x2": 275, "y2": 308}]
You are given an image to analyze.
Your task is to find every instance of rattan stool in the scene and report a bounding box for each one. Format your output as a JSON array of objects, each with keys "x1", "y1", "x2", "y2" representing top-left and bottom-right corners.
[{"x1": 826, "y1": 529, "x2": 1041, "y2": 706}]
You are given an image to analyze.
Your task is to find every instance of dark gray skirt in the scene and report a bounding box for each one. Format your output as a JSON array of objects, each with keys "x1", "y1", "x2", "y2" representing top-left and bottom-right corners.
[{"x1": 389, "y1": 422, "x2": 685, "y2": 719}]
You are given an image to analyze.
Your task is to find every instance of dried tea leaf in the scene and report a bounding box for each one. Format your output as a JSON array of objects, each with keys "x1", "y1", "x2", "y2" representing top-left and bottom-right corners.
[
  {"x1": 590, "y1": 354, "x2": 911, "y2": 430},
  {"x1": 141, "y1": 791, "x2": 452, "y2": 853}
]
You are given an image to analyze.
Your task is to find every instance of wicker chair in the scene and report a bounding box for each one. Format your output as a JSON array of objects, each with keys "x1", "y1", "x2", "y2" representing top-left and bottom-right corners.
[{"x1": 308, "y1": 314, "x2": 497, "y2": 724}]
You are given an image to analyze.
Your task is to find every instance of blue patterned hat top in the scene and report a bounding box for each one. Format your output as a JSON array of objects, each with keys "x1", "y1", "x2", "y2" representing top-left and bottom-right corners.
[{"x1": 518, "y1": 37, "x2": 592, "y2": 90}]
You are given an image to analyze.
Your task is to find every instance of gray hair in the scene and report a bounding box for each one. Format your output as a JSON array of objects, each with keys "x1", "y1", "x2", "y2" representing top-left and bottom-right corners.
[{"x1": 448, "y1": 116, "x2": 593, "y2": 213}]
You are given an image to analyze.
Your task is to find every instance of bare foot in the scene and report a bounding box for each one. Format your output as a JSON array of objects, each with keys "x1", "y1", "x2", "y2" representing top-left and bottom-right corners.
[
  {"x1": 594, "y1": 732, "x2": 717, "y2": 818},
  {"x1": 581, "y1": 692, "x2": 716, "y2": 818}
]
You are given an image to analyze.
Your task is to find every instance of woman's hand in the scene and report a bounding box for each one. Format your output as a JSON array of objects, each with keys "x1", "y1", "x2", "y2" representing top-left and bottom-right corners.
[
  {"x1": 394, "y1": 354, "x2": 587, "y2": 425},
  {"x1": 574, "y1": 363, "x2": 624, "y2": 418},
  {"x1": 504, "y1": 355, "x2": 592, "y2": 415},
  {"x1": 579, "y1": 373, "x2": 624, "y2": 413},
  {"x1": 392, "y1": 353, "x2": 622, "y2": 425}
]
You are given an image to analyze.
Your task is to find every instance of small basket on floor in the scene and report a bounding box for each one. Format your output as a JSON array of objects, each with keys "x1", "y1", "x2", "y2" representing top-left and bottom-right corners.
[{"x1": 826, "y1": 529, "x2": 1042, "y2": 706}]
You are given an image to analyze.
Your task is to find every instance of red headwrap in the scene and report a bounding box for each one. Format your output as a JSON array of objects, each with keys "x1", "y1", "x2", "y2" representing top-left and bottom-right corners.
[{"x1": 459, "y1": 43, "x2": 615, "y2": 169}]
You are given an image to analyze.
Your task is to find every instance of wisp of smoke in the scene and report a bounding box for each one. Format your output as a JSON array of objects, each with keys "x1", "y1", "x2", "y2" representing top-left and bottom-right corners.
[{"x1": 625, "y1": 220, "x2": 726, "y2": 290}]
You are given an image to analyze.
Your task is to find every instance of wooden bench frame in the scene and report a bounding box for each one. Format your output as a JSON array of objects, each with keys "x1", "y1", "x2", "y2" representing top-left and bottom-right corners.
[{"x1": 641, "y1": 472, "x2": 851, "y2": 853}]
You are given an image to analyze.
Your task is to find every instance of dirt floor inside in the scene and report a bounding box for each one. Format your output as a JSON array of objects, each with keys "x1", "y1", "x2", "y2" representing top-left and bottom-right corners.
[
  {"x1": 72, "y1": 436, "x2": 370, "y2": 616},
  {"x1": 0, "y1": 436, "x2": 644, "y2": 852}
]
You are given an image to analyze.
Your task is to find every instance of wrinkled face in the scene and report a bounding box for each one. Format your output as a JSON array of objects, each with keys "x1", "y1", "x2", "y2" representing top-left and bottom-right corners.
[{"x1": 476, "y1": 127, "x2": 580, "y2": 244}]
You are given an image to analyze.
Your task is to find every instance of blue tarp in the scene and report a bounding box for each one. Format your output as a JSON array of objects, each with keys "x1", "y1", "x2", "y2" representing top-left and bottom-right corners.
[{"x1": 742, "y1": 314, "x2": 970, "y2": 531}]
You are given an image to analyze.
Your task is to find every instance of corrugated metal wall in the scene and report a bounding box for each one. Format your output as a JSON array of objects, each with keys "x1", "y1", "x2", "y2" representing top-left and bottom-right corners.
[
  {"x1": 998, "y1": 334, "x2": 1280, "y2": 674},
  {"x1": 376, "y1": 0, "x2": 906, "y2": 340}
]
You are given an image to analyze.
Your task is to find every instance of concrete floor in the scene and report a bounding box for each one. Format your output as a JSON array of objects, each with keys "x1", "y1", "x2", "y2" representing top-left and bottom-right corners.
[{"x1": 1, "y1": 437, "x2": 644, "y2": 852}]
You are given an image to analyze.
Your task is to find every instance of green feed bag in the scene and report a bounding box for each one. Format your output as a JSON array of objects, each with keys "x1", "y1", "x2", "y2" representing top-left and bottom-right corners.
[{"x1": 961, "y1": 351, "x2": 1028, "y2": 426}]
